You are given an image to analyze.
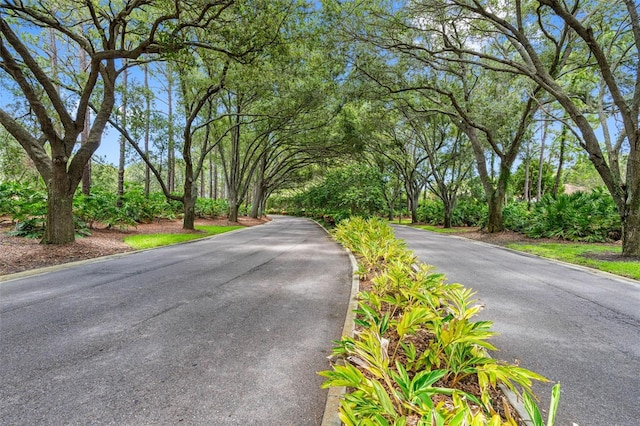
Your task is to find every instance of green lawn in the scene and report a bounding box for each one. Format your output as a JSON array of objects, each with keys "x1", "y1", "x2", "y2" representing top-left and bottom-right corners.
[
  {"x1": 123, "y1": 225, "x2": 242, "y2": 250},
  {"x1": 506, "y1": 242, "x2": 640, "y2": 280},
  {"x1": 405, "y1": 222, "x2": 640, "y2": 281},
  {"x1": 412, "y1": 224, "x2": 477, "y2": 234}
]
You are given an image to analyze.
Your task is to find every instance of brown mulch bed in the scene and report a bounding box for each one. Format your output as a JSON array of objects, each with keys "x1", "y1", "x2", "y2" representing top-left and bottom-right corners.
[{"x1": 0, "y1": 216, "x2": 269, "y2": 277}]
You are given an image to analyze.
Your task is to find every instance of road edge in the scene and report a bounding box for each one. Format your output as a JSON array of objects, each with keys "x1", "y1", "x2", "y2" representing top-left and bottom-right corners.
[{"x1": 0, "y1": 225, "x2": 252, "y2": 284}]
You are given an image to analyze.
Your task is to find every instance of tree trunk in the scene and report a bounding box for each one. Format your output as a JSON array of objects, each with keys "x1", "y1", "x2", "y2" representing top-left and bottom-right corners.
[
  {"x1": 486, "y1": 192, "x2": 504, "y2": 233},
  {"x1": 183, "y1": 190, "x2": 197, "y2": 230},
  {"x1": 622, "y1": 191, "x2": 640, "y2": 256},
  {"x1": 79, "y1": 47, "x2": 91, "y2": 195},
  {"x1": 250, "y1": 185, "x2": 265, "y2": 218},
  {"x1": 228, "y1": 201, "x2": 239, "y2": 222},
  {"x1": 167, "y1": 74, "x2": 175, "y2": 194},
  {"x1": 409, "y1": 191, "x2": 419, "y2": 223},
  {"x1": 117, "y1": 65, "x2": 128, "y2": 207},
  {"x1": 537, "y1": 119, "x2": 549, "y2": 200},
  {"x1": 144, "y1": 64, "x2": 151, "y2": 197},
  {"x1": 553, "y1": 125, "x2": 567, "y2": 197},
  {"x1": 442, "y1": 196, "x2": 455, "y2": 228},
  {"x1": 43, "y1": 162, "x2": 75, "y2": 244},
  {"x1": 485, "y1": 169, "x2": 509, "y2": 233}
]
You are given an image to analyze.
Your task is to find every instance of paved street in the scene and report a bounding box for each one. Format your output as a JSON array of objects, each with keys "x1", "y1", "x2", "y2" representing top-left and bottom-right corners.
[
  {"x1": 393, "y1": 225, "x2": 640, "y2": 426},
  {"x1": 0, "y1": 216, "x2": 352, "y2": 425}
]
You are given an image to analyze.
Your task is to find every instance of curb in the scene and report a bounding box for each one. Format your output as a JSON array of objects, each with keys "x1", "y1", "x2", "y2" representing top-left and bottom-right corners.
[
  {"x1": 320, "y1": 249, "x2": 359, "y2": 426},
  {"x1": 0, "y1": 225, "x2": 251, "y2": 284}
]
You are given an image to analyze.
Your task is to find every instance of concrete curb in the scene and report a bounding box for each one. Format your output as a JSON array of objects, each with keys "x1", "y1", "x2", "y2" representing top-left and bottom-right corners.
[{"x1": 320, "y1": 249, "x2": 359, "y2": 426}]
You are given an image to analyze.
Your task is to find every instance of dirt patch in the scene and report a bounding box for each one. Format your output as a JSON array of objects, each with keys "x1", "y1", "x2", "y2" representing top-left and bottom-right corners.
[
  {"x1": 0, "y1": 216, "x2": 269, "y2": 277},
  {"x1": 423, "y1": 226, "x2": 554, "y2": 246}
]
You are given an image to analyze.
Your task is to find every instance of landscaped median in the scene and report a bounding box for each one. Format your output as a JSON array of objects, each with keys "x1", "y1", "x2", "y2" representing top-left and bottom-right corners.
[{"x1": 319, "y1": 217, "x2": 560, "y2": 426}]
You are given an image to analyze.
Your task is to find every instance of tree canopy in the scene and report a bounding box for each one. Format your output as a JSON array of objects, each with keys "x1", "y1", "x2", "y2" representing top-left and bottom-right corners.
[{"x1": 1, "y1": 0, "x2": 638, "y2": 255}]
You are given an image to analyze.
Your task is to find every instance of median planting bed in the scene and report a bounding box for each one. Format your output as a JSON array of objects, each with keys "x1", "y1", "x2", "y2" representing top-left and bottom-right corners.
[{"x1": 320, "y1": 217, "x2": 559, "y2": 425}]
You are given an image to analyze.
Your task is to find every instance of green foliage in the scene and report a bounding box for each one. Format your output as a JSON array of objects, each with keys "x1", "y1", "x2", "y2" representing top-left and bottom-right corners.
[
  {"x1": 74, "y1": 185, "x2": 182, "y2": 229},
  {"x1": 525, "y1": 189, "x2": 620, "y2": 242},
  {"x1": 274, "y1": 164, "x2": 386, "y2": 221},
  {"x1": 453, "y1": 199, "x2": 487, "y2": 227},
  {"x1": 0, "y1": 181, "x2": 47, "y2": 222},
  {"x1": 6, "y1": 217, "x2": 46, "y2": 238},
  {"x1": 511, "y1": 161, "x2": 555, "y2": 199},
  {"x1": 502, "y1": 202, "x2": 531, "y2": 233},
  {"x1": 195, "y1": 198, "x2": 229, "y2": 218},
  {"x1": 322, "y1": 217, "x2": 553, "y2": 424},
  {"x1": 524, "y1": 383, "x2": 561, "y2": 426},
  {"x1": 416, "y1": 199, "x2": 443, "y2": 225},
  {"x1": 1, "y1": 181, "x2": 47, "y2": 238},
  {"x1": 333, "y1": 217, "x2": 414, "y2": 274},
  {"x1": 417, "y1": 198, "x2": 487, "y2": 227}
]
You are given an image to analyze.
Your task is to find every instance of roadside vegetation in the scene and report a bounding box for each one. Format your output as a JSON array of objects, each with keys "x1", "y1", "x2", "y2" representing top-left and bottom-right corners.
[
  {"x1": 320, "y1": 217, "x2": 560, "y2": 425},
  {"x1": 506, "y1": 244, "x2": 640, "y2": 281},
  {"x1": 123, "y1": 225, "x2": 243, "y2": 250},
  {"x1": 0, "y1": 181, "x2": 233, "y2": 240}
]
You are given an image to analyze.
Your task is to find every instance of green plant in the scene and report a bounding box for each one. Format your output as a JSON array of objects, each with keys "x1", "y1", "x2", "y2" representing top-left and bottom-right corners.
[
  {"x1": 322, "y1": 217, "x2": 552, "y2": 424},
  {"x1": 524, "y1": 383, "x2": 561, "y2": 426},
  {"x1": 195, "y1": 198, "x2": 228, "y2": 218},
  {"x1": 0, "y1": 181, "x2": 47, "y2": 222},
  {"x1": 503, "y1": 202, "x2": 531, "y2": 233},
  {"x1": 7, "y1": 217, "x2": 46, "y2": 238},
  {"x1": 526, "y1": 190, "x2": 620, "y2": 242}
]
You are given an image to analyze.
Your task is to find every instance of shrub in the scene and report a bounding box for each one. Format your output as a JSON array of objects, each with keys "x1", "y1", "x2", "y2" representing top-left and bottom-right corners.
[
  {"x1": 503, "y1": 201, "x2": 531, "y2": 233},
  {"x1": 526, "y1": 189, "x2": 620, "y2": 242},
  {"x1": 195, "y1": 198, "x2": 228, "y2": 218},
  {"x1": 453, "y1": 198, "x2": 487, "y2": 227},
  {"x1": 0, "y1": 181, "x2": 47, "y2": 222},
  {"x1": 417, "y1": 198, "x2": 487, "y2": 227},
  {"x1": 416, "y1": 199, "x2": 443, "y2": 225}
]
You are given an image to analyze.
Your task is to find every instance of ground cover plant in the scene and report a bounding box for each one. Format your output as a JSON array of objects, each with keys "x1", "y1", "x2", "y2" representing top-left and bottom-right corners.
[{"x1": 320, "y1": 217, "x2": 560, "y2": 425}]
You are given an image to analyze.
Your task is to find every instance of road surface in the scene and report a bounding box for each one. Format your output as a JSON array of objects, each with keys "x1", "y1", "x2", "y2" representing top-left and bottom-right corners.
[
  {"x1": 0, "y1": 216, "x2": 352, "y2": 425},
  {"x1": 392, "y1": 225, "x2": 640, "y2": 426}
]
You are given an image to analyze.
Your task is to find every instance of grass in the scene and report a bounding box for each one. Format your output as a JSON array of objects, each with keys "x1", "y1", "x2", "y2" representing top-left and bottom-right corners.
[
  {"x1": 413, "y1": 224, "x2": 477, "y2": 234},
  {"x1": 123, "y1": 225, "x2": 242, "y2": 250},
  {"x1": 506, "y1": 242, "x2": 640, "y2": 280}
]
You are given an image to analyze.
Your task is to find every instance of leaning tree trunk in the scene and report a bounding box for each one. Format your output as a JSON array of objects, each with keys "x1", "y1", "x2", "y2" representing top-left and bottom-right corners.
[
  {"x1": 43, "y1": 161, "x2": 75, "y2": 244},
  {"x1": 250, "y1": 184, "x2": 266, "y2": 219}
]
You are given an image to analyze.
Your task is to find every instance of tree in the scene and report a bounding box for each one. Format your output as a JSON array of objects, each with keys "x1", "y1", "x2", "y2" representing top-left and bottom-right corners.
[
  {"x1": 412, "y1": 0, "x2": 640, "y2": 255},
  {"x1": 0, "y1": 1, "x2": 234, "y2": 243},
  {"x1": 407, "y1": 111, "x2": 474, "y2": 228}
]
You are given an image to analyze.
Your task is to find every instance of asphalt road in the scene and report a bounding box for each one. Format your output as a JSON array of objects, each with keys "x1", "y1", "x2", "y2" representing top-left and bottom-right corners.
[
  {"x1": 392, "y1": 225, "x2": 640, "y2": 426},
  {"x1": 0, "y1": 216, "x2": 352, "y2": 425}
]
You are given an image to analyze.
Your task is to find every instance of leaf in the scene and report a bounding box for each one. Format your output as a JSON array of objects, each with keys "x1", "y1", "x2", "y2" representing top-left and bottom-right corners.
[
  {"x1": 523, "y1": 391, "x2": 544, "y2": 426},
  {"x1": 547, "y1": 383, "x2": 561, "y2": 426},
  {"x1": 372, "y1": 380, "x2": 397, "y2": 416}
]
